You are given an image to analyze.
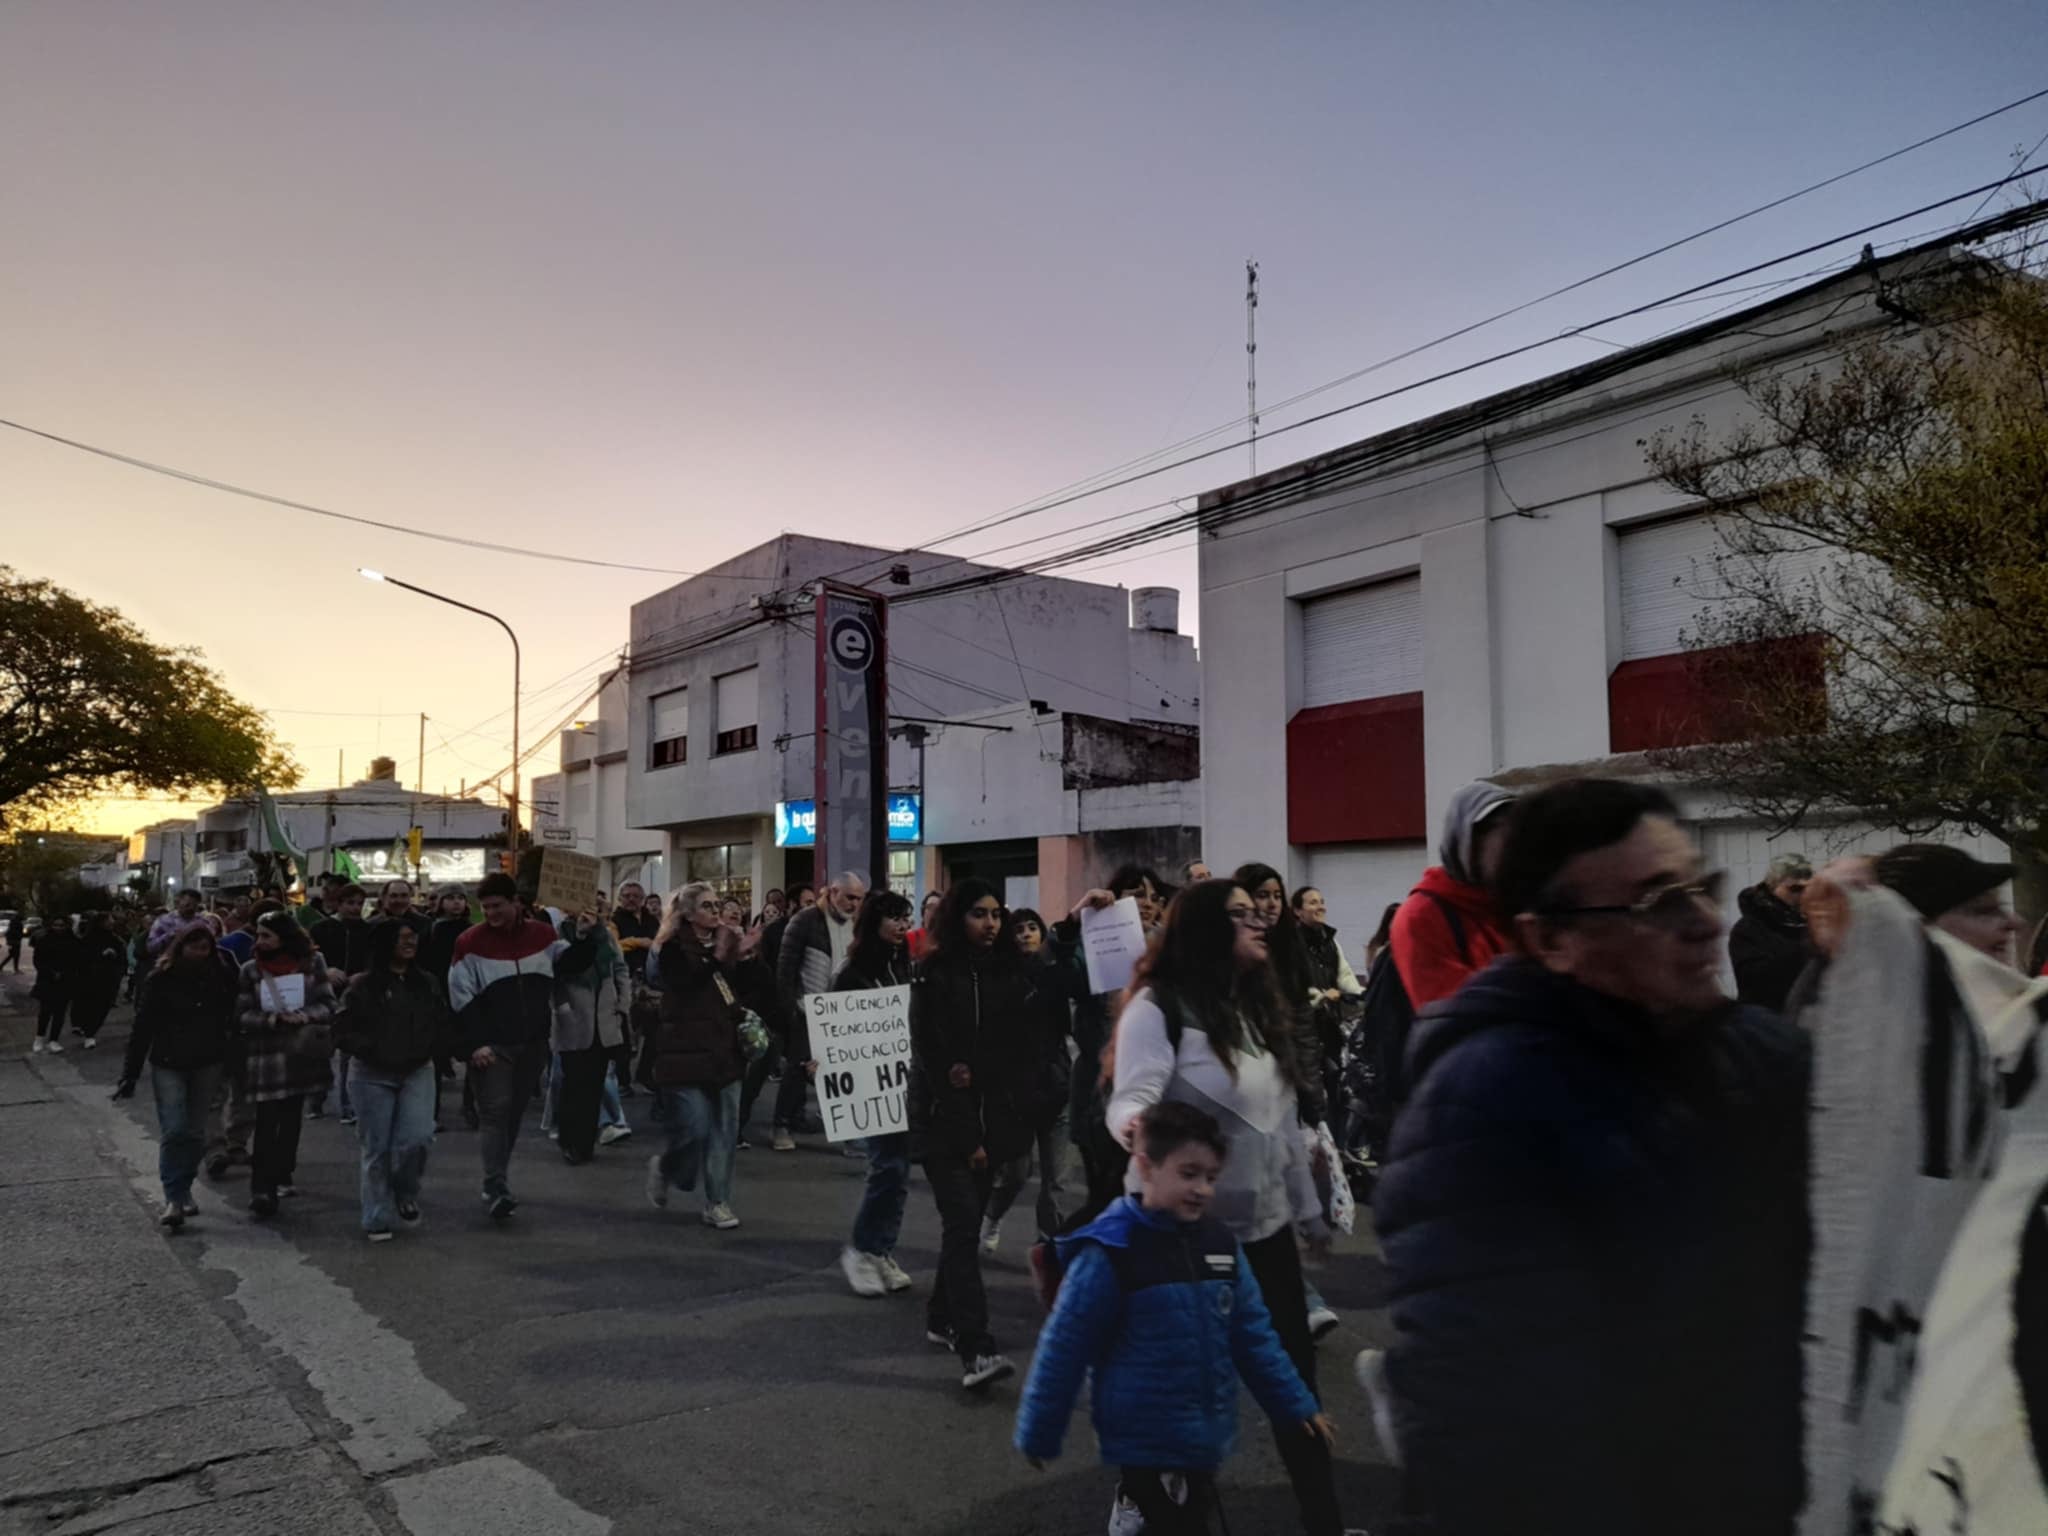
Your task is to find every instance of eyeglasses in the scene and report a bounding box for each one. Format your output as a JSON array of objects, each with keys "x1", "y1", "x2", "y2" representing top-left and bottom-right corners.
[{"x1": 1541, "y1": 869, "x2": 1727, "y2": 930}]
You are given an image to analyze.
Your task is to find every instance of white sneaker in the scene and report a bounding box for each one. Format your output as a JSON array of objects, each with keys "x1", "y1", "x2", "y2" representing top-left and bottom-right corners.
[
  {"x1": 841, "y1": 1246, "x2": 887, "y2": 1298},
  {"x1": 876, "y1": 1254, "x2": 914, "y2": 1294},
  {"x1": 644, "y1": 1154, "x2": 668, "y2": 1209},
  {"x1": 1355, "y1": 1346, "x2": 1404, "y2": 1468},
  {"x1": 81, "y1": 1037, "x2": 97, "y2": 1050},
  {"x1": 30, "y1": 1039, "x2": 43, "y2": 1054},
  {"x1": 1107, "y1": 1493, "x2": 1146, "y2": 1536},
  {"x1": 44, "y1": 1039, "x2": 64, "y2": 1055},
  {"x1": 598, "y1": 1124, "x2": 632, "y2": 1146},
  {"x1": 961, "y1": 1353, "x2": 1015, "y2": 1391},
  {"x1": 1308, "y1": 1304, "x2": 1340, "y2": 1341},
  {"x1": 978, "y1": 1216, "x2": 1001, "y2": 1257},
  {"x1": 702, "y1": 1203, "x2": 740, "y2": 1231}
]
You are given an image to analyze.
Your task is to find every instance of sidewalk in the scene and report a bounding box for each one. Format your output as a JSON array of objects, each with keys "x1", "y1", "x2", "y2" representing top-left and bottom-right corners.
[{"x1": 0, "y1": 1050, "x2": 386, "y2": 1535}]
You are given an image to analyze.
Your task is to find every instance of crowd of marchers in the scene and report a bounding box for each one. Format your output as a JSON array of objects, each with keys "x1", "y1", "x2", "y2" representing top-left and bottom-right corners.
[{"x1": 19, "y1": 779, "x2": 2048, "y2": 1536}]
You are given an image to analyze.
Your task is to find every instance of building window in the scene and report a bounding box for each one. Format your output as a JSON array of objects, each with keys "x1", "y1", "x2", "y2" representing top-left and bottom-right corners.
[
  {"x1": 198, "y1": 829, "x2": 248, "y2": 853},
  {"x1": 1290, "y1": 576, "x2": 1426, "y2": 843},
  {"x1": 714, "y1": 667, "x2": 759, "y2": 755},
  {"x1": 650, "y1": 687, "x2": 688, "y2": 768},
  {"x1": 684, "y1": 842, "x2": 753, "y2": 909},
  {"x1": 888, "y1": 848, "x2": 917, "y2": 898}
]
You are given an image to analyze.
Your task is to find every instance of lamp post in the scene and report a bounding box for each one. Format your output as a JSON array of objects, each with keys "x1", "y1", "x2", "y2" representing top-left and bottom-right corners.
[{"x1": 358, "y1": 570, "x2": 523, "y2": 861}]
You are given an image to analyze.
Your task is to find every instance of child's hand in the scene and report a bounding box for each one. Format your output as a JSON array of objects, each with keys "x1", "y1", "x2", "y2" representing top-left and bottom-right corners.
[{"x1": 1303, "y1": 1412, "x2": 1337, "y2": 1449}]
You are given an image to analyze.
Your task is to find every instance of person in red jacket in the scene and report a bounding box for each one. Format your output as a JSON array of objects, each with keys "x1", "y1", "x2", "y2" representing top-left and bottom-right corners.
[{"x1": 1390, "y1": 782, "x2": 1517, "y2": 1010}]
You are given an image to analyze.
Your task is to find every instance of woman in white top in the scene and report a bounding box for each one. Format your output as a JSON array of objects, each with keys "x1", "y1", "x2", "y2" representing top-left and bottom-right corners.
[{"x1": 1106, "y1": 878, "x2": 1344, "y2": 1536}]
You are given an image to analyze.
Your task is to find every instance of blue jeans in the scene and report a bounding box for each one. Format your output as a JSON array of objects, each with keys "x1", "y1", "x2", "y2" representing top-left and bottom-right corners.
[
  {"x1": 657, "y1": 1081, "x2": 740, "y2": 1207},
  {"x1": 153, "y1": 1063, "x2": 222, "y2": 1204},
  {"x1": 852, "y1": 1132, "x2": 912, "y2": 1257},
  {"x1": 349, "y1": 1061, "x2": 436, "y2": 1233},
  {"x1": 599, "y1": 1065, "x2": 625, "y2": 1129}
]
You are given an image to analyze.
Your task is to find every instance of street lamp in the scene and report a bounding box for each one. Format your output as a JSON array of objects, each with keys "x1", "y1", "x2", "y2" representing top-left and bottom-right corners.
[{"x1": 358, "y1": 569, "x2": 523, "y2": 859}]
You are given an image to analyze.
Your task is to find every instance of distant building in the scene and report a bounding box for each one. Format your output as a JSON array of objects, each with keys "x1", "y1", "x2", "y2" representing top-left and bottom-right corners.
[
  {"x1": 189, "y1": 778, "x2": 502, "y2": 895},
  {"x1": 1195, "y1": 241, "x2": 2009, "y2": 948},
  {"x1": 529, "y1": 666, "x2": 668, "y2": 898}
]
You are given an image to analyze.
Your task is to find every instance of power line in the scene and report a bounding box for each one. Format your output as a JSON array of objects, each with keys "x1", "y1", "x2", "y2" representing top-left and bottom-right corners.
[
  {"x1": 811, "y1": 86, "x2": 2048, "y2": 591},
  {"x1": 0, "y1": 415, "x2": 771, "y2": 580}
]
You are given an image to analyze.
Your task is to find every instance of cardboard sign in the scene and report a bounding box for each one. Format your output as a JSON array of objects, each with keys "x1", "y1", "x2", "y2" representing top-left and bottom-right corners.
[
  {"x1": 805, "y1": 984, "x2": 913, "y2": 1143},
  {"x1": 533, "y1": 847, "x2": 602, "y2": 917},
  {"x1": 1080, "y1": 895, "x2": 1148, "y2": 996}
]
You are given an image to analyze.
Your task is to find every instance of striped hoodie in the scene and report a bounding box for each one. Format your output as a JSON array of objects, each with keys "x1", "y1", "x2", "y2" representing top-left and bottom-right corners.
[{"x1": 448, "y1": 918, "x2": 573, "y2": 1050}]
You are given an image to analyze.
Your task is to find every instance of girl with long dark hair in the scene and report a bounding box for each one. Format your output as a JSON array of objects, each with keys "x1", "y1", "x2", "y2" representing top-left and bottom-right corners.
[
  {"x1": 907, "y1": 878, "x2": 1068, "y2": 1392},
  {"x1": 116, "y1": 925, "x2": 239, "y2": 1230},
  {"x1": 235, "y1": 912, "x2": 337, "y2": 1217},
  {"x1": 834, "y1": 889, "x2": 919, "y2": 1298},
  {"x1": 1234, "y1": 863, "x2": 1328, "y2": 1126},
  {"x1": 1106, "y1": 879, "x2": 1345, "y2": 1536},
  {"x1": 339, "y1": 920, "x2": 448, "y2": 1241}
]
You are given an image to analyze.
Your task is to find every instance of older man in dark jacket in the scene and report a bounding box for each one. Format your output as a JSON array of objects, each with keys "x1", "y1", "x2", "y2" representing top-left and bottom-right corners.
[
  {"x1": 1373, "y1": 779, "x2": 1809, "y2": 1536},
  {"x1": 1728, "y1": 854, "x2": 1814, "y2": 1012}
]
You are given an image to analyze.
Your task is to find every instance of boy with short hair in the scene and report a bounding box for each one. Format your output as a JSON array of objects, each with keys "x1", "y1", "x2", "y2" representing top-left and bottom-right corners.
[{"x1": 1015, "y1": 1102, "x2": 1333, "y2": 1535}]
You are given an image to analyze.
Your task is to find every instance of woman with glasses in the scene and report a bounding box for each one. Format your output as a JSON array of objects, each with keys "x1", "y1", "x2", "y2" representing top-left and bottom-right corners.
[{"x1": 1105, "y1": 879, "x2": 1347, "y2": 1536}]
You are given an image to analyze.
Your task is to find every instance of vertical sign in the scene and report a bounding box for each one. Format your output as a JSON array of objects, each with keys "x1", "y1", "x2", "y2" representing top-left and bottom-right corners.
[{"x1": 815, "y1": 583, "x2": 889, "y2": 893}]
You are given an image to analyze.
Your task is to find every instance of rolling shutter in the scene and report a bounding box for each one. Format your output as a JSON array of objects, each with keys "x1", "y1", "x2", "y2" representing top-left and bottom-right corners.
[
  {"x1": 1618, "y1": 516, "x2": 1725, "y2": 661},
  {"x1": 714, "y1": 668, "x2": 758, "y2": 731},
  {"x1": 1300, "y1": 575, "x2": 1422, "y2": 707}
]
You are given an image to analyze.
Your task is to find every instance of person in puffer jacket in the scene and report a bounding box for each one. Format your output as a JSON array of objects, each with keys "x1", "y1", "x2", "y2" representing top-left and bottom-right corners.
[{"x1": 1016, "y1": 1102, "x2": 1330, "y2": 1536}]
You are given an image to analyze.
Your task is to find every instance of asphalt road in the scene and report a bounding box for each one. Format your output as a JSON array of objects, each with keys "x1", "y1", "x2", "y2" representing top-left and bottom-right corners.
[{"x1": 33, "y1": 998, "x2": 1399, "y2": 1536}]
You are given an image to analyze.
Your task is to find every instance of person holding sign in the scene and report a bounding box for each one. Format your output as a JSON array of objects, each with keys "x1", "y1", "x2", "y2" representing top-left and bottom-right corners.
[
  {"x1": 234, "y1": 912, "x2": 338, "y2": 1218},
  {"x1": 907, "y1": 879, "x2": 1071, "y2": 1393},
  {"x1": 832, "y1": 889, "x2": 918, "y2": 1299},
  {"x1": 643, "y1": 882, "x2": 765, "y2": 1230}
]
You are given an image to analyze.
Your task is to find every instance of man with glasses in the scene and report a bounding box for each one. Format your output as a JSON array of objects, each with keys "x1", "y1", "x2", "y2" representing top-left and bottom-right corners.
[{"x1": 1371, "y1": 778, "x2": 1809, "y2": 1536}]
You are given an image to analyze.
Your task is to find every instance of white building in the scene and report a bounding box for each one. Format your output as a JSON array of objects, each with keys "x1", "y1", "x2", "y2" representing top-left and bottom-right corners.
[
  {"x1": 529, "y1": 666, "x2": 669, "y2": 897},
  {"x1": 1196, "y1": 241, "x2": 2008, "y2": 949},
  {"x1": 190, "y1": 775, "x2": 503, "y2": 895},
  {"x1": 126, "y1": 819, "x2": 197, "y2": 895},
  {"x1": 617, "y1": 535, "x2": 1201, "y2": 911}
]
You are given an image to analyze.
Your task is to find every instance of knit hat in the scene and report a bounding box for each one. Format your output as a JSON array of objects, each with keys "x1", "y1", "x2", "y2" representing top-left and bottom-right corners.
[{"x1": 1872, "y1": 842, "x2": 2013, "y2": 920}]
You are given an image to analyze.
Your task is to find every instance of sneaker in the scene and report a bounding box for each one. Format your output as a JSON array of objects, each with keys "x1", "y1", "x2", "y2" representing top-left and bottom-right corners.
[
  {"x1": 925, "y1": 1326, "x2": 957, "y2": 1350},
  {"x1": 1308, "y1": 1305, "x2": 1340, "y2": 1341},
  {"x1": 735, "y1": 1135, "x2": 753, "y2": 1151},
  {"x1": 771, "y1": 1129, "x2": 795, "y2": 1152},
  {"x1": 978, "y1": 1217, "x2": 1001, "y2": 1258},
  {"x1": 306, "y1": 1103, "x2": 326, "y2": 1120},
  {"x1": 598, "y1": 1124, "x2": 632, "y2": 1146},
  {"x1": 396, "y1": 1201, "x2": 423, "y2": 1228},
  {"x1": 180, "y1": 1198, "x2": 199, "y2": 1217},
  {"x1": 1107, "y1": 1493, "x2": 1146, "y2": 1536},
  {"x1": 340, "y1": 1113, "x2": 358, "y2": 1127},
  {"x1": 366, "y1": 1229, "x2": 395, "y2": 1244},
  {"x1": 876, "y1": 1254, "x2": 914, "y2": 1294},
  {"x1": 1355, "y1": 1347, "x2": 1403, "y2": 1466},
  {"x1": 44, "y1": 1039, "x2": 64, "y2": 1055},
  {"x1": 961, "y1": 1353, "x2": 1015, "y2": 1391},
  {"x1": 30, "y1": 1039, "x2": 43, "y2": 1054},
  {"x1": 81, "y1": 1037, "x2": 97, "y2": 1051},
  {"x1": 561, "y1": 1149, "x2": 591, "y2": 1166},
  {"x1": 545, "y1": 1129, "x2": 559, "y2": 1140},
  {"x1": 158, "y1": 1200, "x2": 185, "y2": 1231},
  {"x1": 249, "y1": 1192, "x2": 278, "y2": 1218},
  {"x1": 485, "y1": 1192, "x2": 517, "y2": 1222},
  {"x1": 644, "y1": 1155, "x2": 669, "y2": 1209},
  {"x1": 277, "y1": 1183, "x2": 299, "y2": 1199},
  {"x1": 205, "y1": 1154, "x2": 231, "y2": 1180},
  {"x1": 702, "y1": 1203, "x2": 741, "y2": 1231},
  {"x1": 841, "y1": 1247, "x2": 887, "y2": 1298}
]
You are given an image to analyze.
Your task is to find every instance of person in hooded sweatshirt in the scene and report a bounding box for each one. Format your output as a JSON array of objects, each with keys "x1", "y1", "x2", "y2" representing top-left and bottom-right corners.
[
  {"x1": 1388, "y1": 782, "x2": 1517, "y2": 1011},
  {"x1": 1726, "y1": 854, "x2": 1815, "y2": 1012}
]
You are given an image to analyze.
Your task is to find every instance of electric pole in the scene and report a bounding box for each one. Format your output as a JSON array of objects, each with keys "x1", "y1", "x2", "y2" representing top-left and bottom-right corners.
[{"x1": 1246, "y1": 258, "x2": 1260, "y2": 476}]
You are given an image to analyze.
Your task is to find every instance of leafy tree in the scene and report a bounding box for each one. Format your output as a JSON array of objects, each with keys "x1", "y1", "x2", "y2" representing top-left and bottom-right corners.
[
  {"x1": 0, "y1": 568, "x2": 297, "y2": 826},
  {"x1": 1645, "y1": 233, "x2": 2048, "y2": 895}
]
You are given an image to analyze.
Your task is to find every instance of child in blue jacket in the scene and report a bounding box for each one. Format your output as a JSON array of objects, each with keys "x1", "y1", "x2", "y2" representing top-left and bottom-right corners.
[{"x1": 1015, "y1": 1101, "x2": 1334, "y2": 1535}]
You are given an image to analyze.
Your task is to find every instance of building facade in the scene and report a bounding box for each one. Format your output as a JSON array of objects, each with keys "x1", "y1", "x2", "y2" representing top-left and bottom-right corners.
[
  {"x1": 189, "y1": 776, "x2": 502, "y2": 896},
  {"x1": 1196, "y1": 244, "x2": 2008, "y2": 951},
  {"x1": 530, "y1": 667, "x2": 669, "y2": 898}
]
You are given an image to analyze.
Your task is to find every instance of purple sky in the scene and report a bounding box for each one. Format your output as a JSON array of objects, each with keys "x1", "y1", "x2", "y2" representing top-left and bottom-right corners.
[{"x1": 5, "y1": 1, "x2": 2044, "y2": 831}]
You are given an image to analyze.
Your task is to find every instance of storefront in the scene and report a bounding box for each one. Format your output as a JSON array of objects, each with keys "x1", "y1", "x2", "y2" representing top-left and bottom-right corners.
[{"x1": 774, "y1": 793, "x2": 924, "y2": 897}]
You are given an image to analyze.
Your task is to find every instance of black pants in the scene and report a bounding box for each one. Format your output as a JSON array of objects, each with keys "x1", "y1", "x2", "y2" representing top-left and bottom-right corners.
[
  {"x1": 251, "y1": 1096, "x2": 307, "y2": 1196},
  {"x1": 1121, "y1": 1470, "x2": 1220, "y2": 1536},
  {"x1": 1064, "y1": 1117, "x2": 1130, "y2": 1234},
  {"x1": 3, "y1": 942, "x2": 20, "y2": 972},
  {"x1": 924, "y1": 1155, "x2": 997, "y2": 1361},
  {"x1": 738, "y1": 1042, "x2": 779, "y2": 1129},
  {"x1": 1242, "y1": 1228, "x2": 1343, "y2": 1536},
  {"x1": 772, "y1": 1053, "x2": 810, "y2": 1130},
  {"x1": 554, "y1": 1044, "x2": 611, "y2": 1160},
  {"x1": 73, "y1": 986, "x2": 118, "y2": 1039},
  {"x1": 37, "y1": 994, "x2": 71, "y2": 1042}
]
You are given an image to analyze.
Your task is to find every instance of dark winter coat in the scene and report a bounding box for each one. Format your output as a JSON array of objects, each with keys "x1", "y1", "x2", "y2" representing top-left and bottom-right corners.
[
  {"x1": 71, "y1": 926, "x2": 130, "y2": 1008},
  {"x1": 1373, "y1": 957, "x2": 1810, "y2": 1536},
  {"x1": 309, "y1": 915, "x2": 375, "y2": 977},
  {"x1": 421, "y1": 916, "x2": 468, "y2": 984},
  {"x1": 1014, "y1": 1195, "x2": 1318, "y2": 1469},
  {"x1": 650, "y1": 933, "x2": 761, "y2": 1089},
  {"x1": 29, "y1": 924, "x2": 78, "y2": 998},
  {"x1": 906, "y1": 948, "x2": 1069, "y2": 1164},
  {"x1": 611, "y1": 904, "x2": 660, "y2": 980},
  {"x1": 124, "y1": 959, "x2": 239, "y2": 1077},
  {"x1": 338, "y1": 967, "x2": 449, "y2": 1075},
  {"x1": 1728, "y1": 883, "x2": 1813, "y2": 1013}
]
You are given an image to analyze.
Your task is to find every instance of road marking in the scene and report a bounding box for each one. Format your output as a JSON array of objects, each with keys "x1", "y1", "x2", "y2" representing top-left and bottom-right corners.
[{"x1": 42, "y1": 1059, "x2": 611, "y2": 1534}]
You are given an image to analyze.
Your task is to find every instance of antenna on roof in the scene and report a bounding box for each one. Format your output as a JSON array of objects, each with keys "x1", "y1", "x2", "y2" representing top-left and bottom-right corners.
[{"x1": 1246, "y1": 259, "x2": 1260, "y2": 476}]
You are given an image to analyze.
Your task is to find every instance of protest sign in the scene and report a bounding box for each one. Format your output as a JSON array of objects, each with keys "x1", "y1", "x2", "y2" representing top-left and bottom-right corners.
[
  {"x1": 805, "y1": 984, "x2": 913, "y2": 1142},
  {"x1": 533, "y1": 847, "x2": 602, "y2": 916},
  {"x1": 1080, "y1": 895, "x2": 1147, "y2": 996}
]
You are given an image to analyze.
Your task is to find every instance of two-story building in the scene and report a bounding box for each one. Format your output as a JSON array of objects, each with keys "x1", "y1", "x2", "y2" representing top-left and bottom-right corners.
[{"x1": 1196, "y1": 239, "x2": 2009, "y2": 948}]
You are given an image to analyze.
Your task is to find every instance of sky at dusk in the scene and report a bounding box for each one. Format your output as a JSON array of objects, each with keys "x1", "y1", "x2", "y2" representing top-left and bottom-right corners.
[{"x1": 5, "y1": 1, "x2": 2045, "y2": 834}]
